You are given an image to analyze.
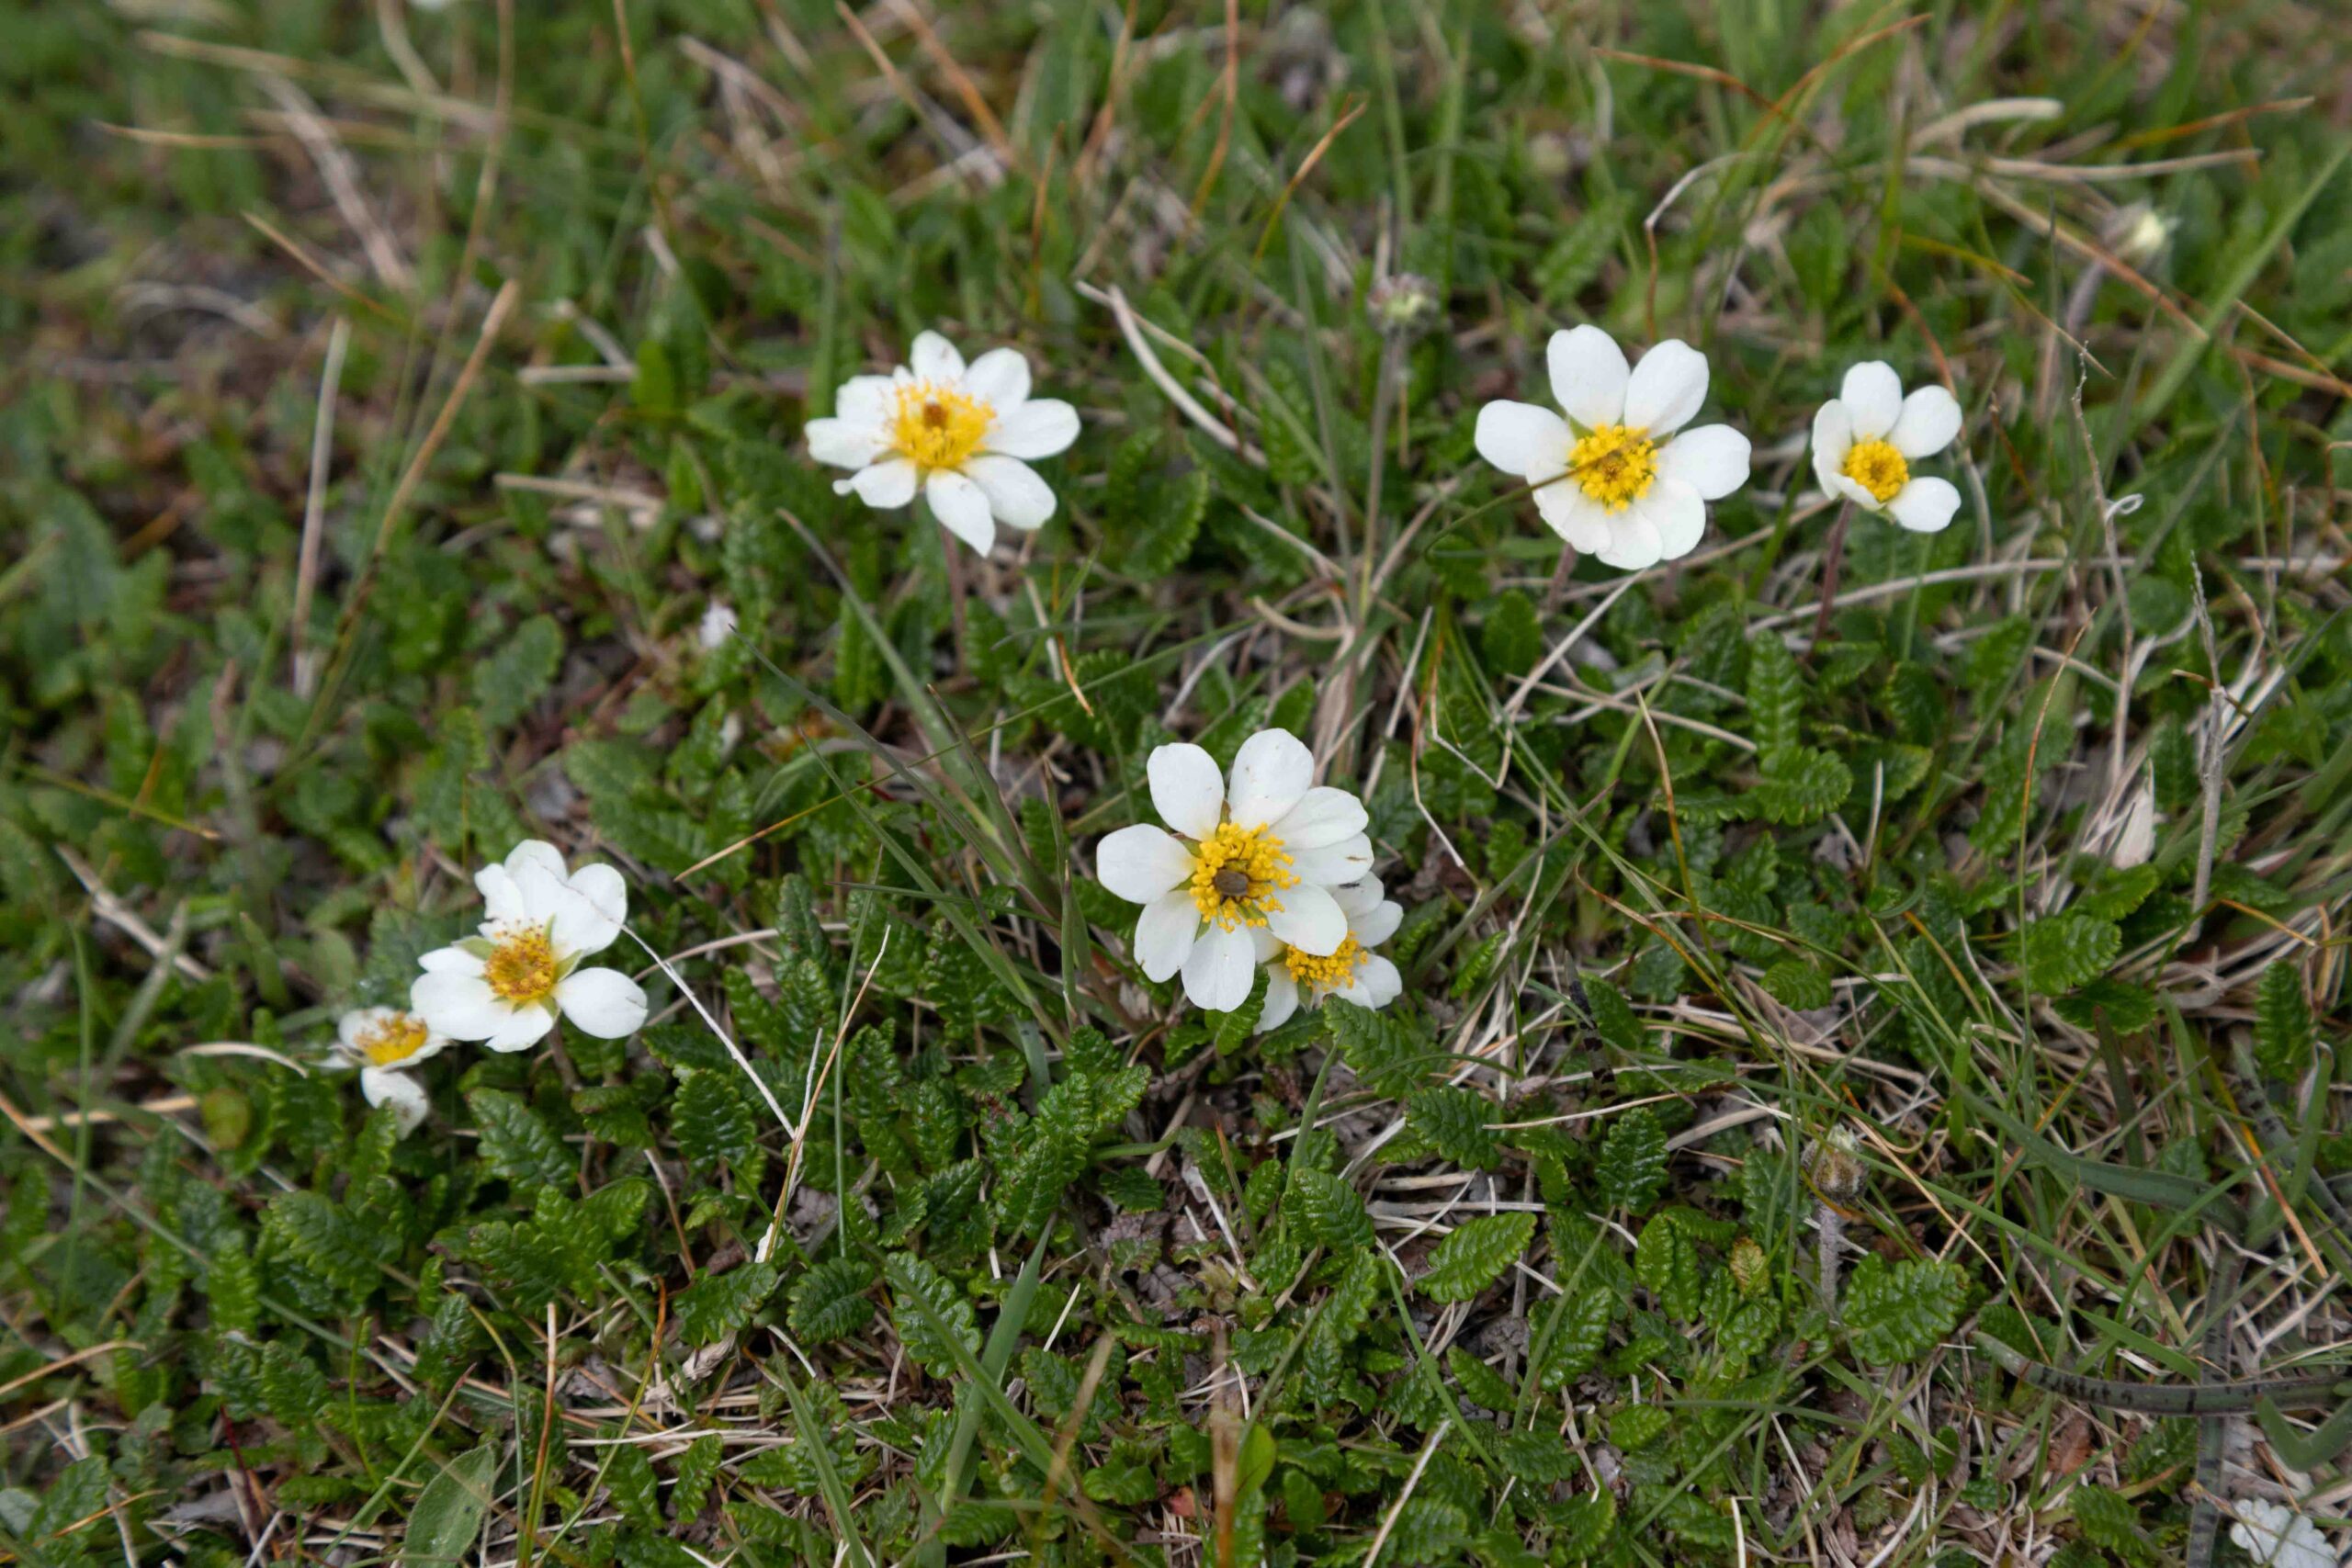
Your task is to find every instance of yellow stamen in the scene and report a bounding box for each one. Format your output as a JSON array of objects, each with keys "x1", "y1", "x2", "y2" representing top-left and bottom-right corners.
[
  {"x1": 1189, "y1": 822, "x2": 1297, "y2": 931},
  {"x1": 1569, "y1": 423, "x2": 1658, "y2": 512},
  {"x1": 485, "y1": 927, "x2": 560, "y2": 1006},
  {"x1": 888, "y1": 381, "x2": 992, "y2": 473},
  {"x1": 358, "y1": 1013, "x2": 432, "y2": 1067},
  {"x1": 1840, "y1": 438, "x2": 1908, "y2": 504},
  {"x1": 1283, "y1": 936, "x2": 1365, "y2": 991}
]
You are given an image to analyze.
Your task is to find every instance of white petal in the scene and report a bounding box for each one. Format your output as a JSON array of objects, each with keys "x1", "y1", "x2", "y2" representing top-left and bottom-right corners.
[
  {"x1": 1269, "y1": 786, "x2": 1368, "y2": 851},
  {"x1": 806, "y1": 416, "x2": 886, "y2": 469},
  {"x1": 926, "y1": 469, "x2": 997, "y2": 555},
  {"x1": 1839, "y1": 362, "x2": 1904, "y2": 440},
  {"x1": 1181, "y1": 922, "x2": 1257, "y2": 1012},
  {"x1": 1097, "y1": 824, "x2": 1195, "y2": 903},
  {"x1": 1351, "y1": 899, "x2": 1404, "y2": 947},
  {"x1": 505, "y1": 840, "x2": 569, "y2": 881},
  {"x1": 1356, "y1": 955, "x2": 1404, "y2": 1008},
  {"x1": 1622, "y1": 339, "x2": 1709, "y2": 435},
  {"x1": 1594, "y1": 514, "x2": 1664, "y2": 572},
  {"x1": 1810, "y1": 400, "x2": 1854, "y2": 497},
  {"x1": 556, "y1": 967, "x2": 649, "y2": 1039},
  {"x1": 359, "y1": 1069, "x2": 429, "y2": 1136},
  {"x1": 1291, "y1": 834, "x2": 1373, "y2": 886},
  {"x1": 338, "y1": 1007, "x2": 392, "y2": 1049},
  {"x1": 1148, "y1": 743, "x2": 1226, "y2": 840},
  {"x1": 1249, "y1": 926, "x2": 1283, "y2": 962},
  {"x1": 1545, "y1": 325, "x2": 1629, "y2": 430},
  {"x1": 1885, "y1": 476, "x2": 1962, "y2": 534},
  {"x1": 1829, "y1": 471, "x2": 1883, "y2": 513},
  {"x1": 910, "y1": 330, "x2": 964, "y2": 384},
  {"x1": 475, "y1": 863, "x2": 528, "y2": 924},
  {"x1": 569, "y1": 863, "x2": 629, "y2": 936},
  {"x1": 1474, "y1": 400, "x2": 1571, "y2": 479},
  {"x1": 1265, "y1": 881, "x2": 1347, "y2": 956},
  {"x1": 418, "y1": 944, "x2": 486, "y2": 976},
  {"x1": 1134, "y1": 890, "x2": 1200, "y2": 982},
  {"x1": 1227, "y1": 728, "x2": 1314, "y2": 832},
  {"x1": 411, "y1": 969, "x2": 504, "y2": 1041},
  {"x1": 512, "y1": 858, "x2": 614, "y2": 959},
  {"x1": 1634, "y1": 478, "x2": 1707, "y2": 562},
  {"x1": 835, "y1": 374, "x2": 896, "y2": 425},
  {"x1": 961, "y1": 347, "x2": 1030, "y2": 409},
  {"x1": 1656, "y1": 425, "x2": 1749, "y2": 501},
  {"x1": 1332, "y1": 876, "x2": 1385, "y2": 918},
  {"x1": 1534, "y1": 482, "x2": 1615, "y2": 553},
  {"x1": 483, "y1": 1007, "x2": 557, "y2": 1054},
  {"x1": 1888, "y1": 384, "x2": 1962, "y2": 459},
  {"x1": 841, "y1": 457, "x2": 918, "y2": 510},
  {"x1": 1257, "y1": 968, "x2": 1299, "y2": 1032},
  {"x1": 964, "y1": 455, "x2": 1055, "y2": 530},
  {"x1": 983, "y1": 399, "x2": 1080, "y2": 459}
]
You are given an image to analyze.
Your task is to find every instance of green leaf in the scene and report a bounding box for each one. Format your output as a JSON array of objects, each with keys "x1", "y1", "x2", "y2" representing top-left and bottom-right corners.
[
  {"x1": 1634, "y1": 1213, "x2": 1701, "y2": 1320},
  {"x1": 672, "y1": 1261, "x2": 781, "y2": 1345},
  {"x1": 788, "y1": 1256, "x2": 876, "y2": 1344},
  {"x1": 673, "y1": 1069, "x2": 761, "y2": 1171},
  {"x1": 1322, "y1": 998, "x2": 1430, "y2": 1096},
  {"x1": 1843, "y1": 1255, "x2": 1968, "y2": 1364},
  {"x1": 1481, "y1": 591, "x2": 1543, "y2": 677},
  {"x1": 467, "y1": 1089, "x2": 571, "y2": 1190},
  {"x1": 266, "y1": 1190, "x2": 397, "y2": 1296},
  {"x1": 1419, "y1": 1212, "x2": 1535, "y2": 1303},
  {"x1": 1761, "y1": 956, "x2": 1832, "y2": 1011},
  {"x1": 405, "y1": 1445, "x2": 498, "y2": 1568},
  {"x1": 1745, "y1": 631, "x2": 1803, "y2": 755},
  {"x1": 1533, "y1": 192, "x2": 1632, "y2": 304},
  {"x1": 472, "y1": 615, "x2": 563, "y2": 728},
  {"x1": 1408, "y1": 1086, "x2": 1499, "y2": 1169},
  {"x1": 1286, "y1": 1168, "x2": 1374, "y2": 1251},
  {"x1": 1594, "y1": 1107, "x2": 1668, "y2": 1213},
  {"x1": 2018, "y1": 911, "x2": 2121, "y2": 994},
  {"x1": 883, "y1": 1253, "x2": 979, "y2": 1376},
  {"x1": 2254, "y1": 962, "x2": 2315, "y2": 1079},
  {"x1": 1747, "y1": 746, "x2": 1852, "y2": 825},
  {"x1": 1536, "y1": 1287, "x2": 1616, "y2": 1389}
]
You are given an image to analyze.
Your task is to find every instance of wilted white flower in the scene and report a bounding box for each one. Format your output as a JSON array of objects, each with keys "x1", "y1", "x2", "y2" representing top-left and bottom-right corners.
[
  {"x1": 2230, "y1": 1499, "x2": 2335, "y2": 1568},
  {"x1": 324, "y1": 1007, "x2": 448, "y2": 1136},
  {"x1": 1810, "y1": 363, "x2": 1963, "y2": 534},
  {"x1": 1475, "y1": 324, "x2": 1751, "y2": 571},
  {"x1": 413, "y1": 840, "x2": 649, "y2": 1052},
  {"x1": 1095, "y1": 729, "x2": 1374, "y2": 1013},
  {"x1": 805, "y1": 331, "x2": 1080, "y2": 556},
  {"x1": 698, "y1": 600, "x2": 739, "y2": 650},
  {"x1": 1252, "y1": 875, "x2": 1404, "y2": 1031}
]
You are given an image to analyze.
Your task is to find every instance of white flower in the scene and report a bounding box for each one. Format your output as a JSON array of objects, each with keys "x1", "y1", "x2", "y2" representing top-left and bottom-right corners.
[
  {"x1": 1475, "y1": 324, "x2": 1751, "y2": 571},
  {"x1": 2230, "y1": 1499, "x2": 2336, "y2": 1568},
  {"x1": 324, "y1": 1007, "x2": 448, "y2": 1136},
  {"x1": 1810, "y1": 363, "x2": 1963, "y2": 533},
  {"x1": 1250, "y1": 875, "x2": 1404, "y2": 1032},
  {"x1": 698, "y1": 600, "x2": 738, "y2": 650},
  {"x1": 1095, "y1": 729, "x2": 1374, "y2": 1013},
  {"x1": 805, "y1": 330, "x2": 1080, "y2": 556},
  {"x1": 412, "y1": 840, "x2": 650, "y2": 1052}
]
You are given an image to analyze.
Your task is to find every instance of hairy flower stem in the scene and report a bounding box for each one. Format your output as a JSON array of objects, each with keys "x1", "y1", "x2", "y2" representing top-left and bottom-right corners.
[
  {"x1": 1810, "y1": 501, "x2": 1853, "y2": 654},
  {"x1": 1815, "y1": 1204, "x2": 1846, "y2": 1324}
]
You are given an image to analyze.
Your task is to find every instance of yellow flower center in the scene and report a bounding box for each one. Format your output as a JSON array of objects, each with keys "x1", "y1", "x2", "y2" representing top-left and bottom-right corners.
[
  {"x1": 357, "y1": 1013, "x2": 432, "y2": 1067},
  {"x1": 484, "y1": 927, "x2": 560, "y2": 1006},
  {"x1": 1190, "y1": 821, "x2": 1297, "y2": 931},
  {"x1": 1840, "y1": 438, "x2": 1909, "y2": 503},
  {"x1": 1569, "y1": 423, "x2": 1658, "y2": 512},
  {"x1": 1283, "y1": 936, "x2": 1365, "y2": 991},
  {"x1": 888, "y1": 381, "x2": 992, "y2": 473}
]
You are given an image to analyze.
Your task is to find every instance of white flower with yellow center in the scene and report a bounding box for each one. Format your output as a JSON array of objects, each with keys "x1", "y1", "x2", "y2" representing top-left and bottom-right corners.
[
  {"x1": 1475, "y1": 324, "x2": 1751, "y2": 571},
  {"x1": 1809, "y1": 363, "x2": 1962, "y2": 533},
  {"x1": 1250, "y1": 875, "x2": 1404, "y2": 1032},
  {"x1": 1095, "y1": 729, "x2": 1374, "y2": 1012},
  {"x1": 805, "y1": 330, "x2": 1080, "y2": 557},
  {"x1": 324, "y1": 1007, "x2": 448, "y2": 1135},
  {"x1": 411, "y1": 840, "x2": 649, "y2": 1052}
]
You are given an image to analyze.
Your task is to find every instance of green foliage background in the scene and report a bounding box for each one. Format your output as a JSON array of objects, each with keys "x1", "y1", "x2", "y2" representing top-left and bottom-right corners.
[{"x1": 4, "y1": 0, "x2": 2352, "y2": 1565}]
